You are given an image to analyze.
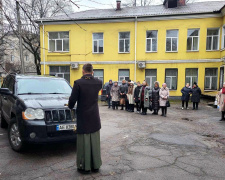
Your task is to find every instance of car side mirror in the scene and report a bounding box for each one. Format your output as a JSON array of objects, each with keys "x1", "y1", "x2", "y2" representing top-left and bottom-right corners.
[{"x1": 0, "y1": 88, "x2": 12, "y2": 95}]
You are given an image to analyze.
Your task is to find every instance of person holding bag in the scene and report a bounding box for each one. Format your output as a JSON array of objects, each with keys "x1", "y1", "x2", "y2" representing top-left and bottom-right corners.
[
  {"x1": 110, "y1": 81, "x2": 120, "y2": 110},
  {"x1": 159, "y1": 83, "x2": 170, "y2": 117}
]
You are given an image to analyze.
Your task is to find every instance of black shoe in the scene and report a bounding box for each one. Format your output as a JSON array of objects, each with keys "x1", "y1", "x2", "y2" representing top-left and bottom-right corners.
[
  {"x1": 77, "y1": 168, "x2": 91, "y2": 174},
  {"x1": 192, "y1": 108, "x2": 195, "y2": 110},
  {"x1": 164, "y1": 114, "x2": 167, "y2": 117},
  {"x1": 196, "y1": 108, "x2": 198, "y2": 110},
  {"x1": 108, "y1": 107, "x2": 110, "y2": 109},
  {"x1": 116, "y1": 107, "x2": 118, "y2": 110},
  {"x1": 91, "y1": 168, "x2": 99, "y2": 173},
  {"x1": 161, "y1": 114, "x2": 164, "y2": 116},
  {"x1": 152, "y1": 112, "x2": 156, "y2": 115},
  {"x1": 131, "y1": 110, "x2": 134, "y2": 112},
  {"x1": 120, "y1": 108, "x2": 124, "y2": 110},
  {"x1": 113, "y1": 108, "x2": 115, "y2": 110}
]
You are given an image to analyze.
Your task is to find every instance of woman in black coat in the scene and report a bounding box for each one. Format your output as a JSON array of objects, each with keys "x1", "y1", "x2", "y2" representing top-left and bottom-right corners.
[
  {"x1": 134, "y1": 81, "x2": 142, "y2": 113},
  {"x1": 181, "y1": 83, "x2": 191, "y2": 110},
  {"x1": 151, "y1": 81, "x2": 160, "y2": 115},
  {"x1": 191, "y1": 82, "x2": 201, "y2": 110}
]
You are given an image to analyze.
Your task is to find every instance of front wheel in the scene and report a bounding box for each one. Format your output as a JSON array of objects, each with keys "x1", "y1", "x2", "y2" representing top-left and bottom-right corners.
[{"x1": 8, "y1": 118, "x2": 25, "y2": 152}]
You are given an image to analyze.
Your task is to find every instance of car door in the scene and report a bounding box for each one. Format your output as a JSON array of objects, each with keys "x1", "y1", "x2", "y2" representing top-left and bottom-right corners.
[{"x1": 1, "y1": 76, "x2": 15, "y2": 121}]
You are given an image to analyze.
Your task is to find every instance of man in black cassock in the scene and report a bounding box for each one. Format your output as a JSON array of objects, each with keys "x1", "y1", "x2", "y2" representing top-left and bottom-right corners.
[{"x1": 68, "y1": 63, "x2": 102, "y2": 174}]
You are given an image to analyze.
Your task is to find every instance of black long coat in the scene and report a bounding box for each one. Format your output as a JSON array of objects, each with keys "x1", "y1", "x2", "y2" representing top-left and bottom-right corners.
[
  {"x1": 152, "y1": 87, "x2": 160, "y2": 110},
  {"x1": 134, "y1": 86, "x2": 142, "y2": 103},
  {"x1": 191, "y1": 86, "x2": 201, "y2": 103},
  {"x1": 181, "y1": 86, "x2": 191, "y2": 101},
  {"x1": 106, "y1": 83, "x2": 113, "y2": 96},
  {"x1": 68, "y1": 74, "x2": 102, "y2": 134}
]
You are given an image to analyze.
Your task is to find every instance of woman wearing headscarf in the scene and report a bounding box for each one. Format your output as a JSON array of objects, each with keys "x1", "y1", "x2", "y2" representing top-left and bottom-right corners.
[
  {"x1": 151, "y1": 81, "x2": 160, "y2": 115},
  {"x1": 191, "y1": 82, "x2": 201, "y2": 110},
  {"x1": 159, "y1": 83, "x2": 170, "y2": 117},
  {"x1": 138, "y1": 81, "x2": 150, "y2": 115},
  {"x1": 110, "y1": 81, "x2": 120, "y2": 110},
  {"x1": 218, "y1": 82, "x2": 225, "y2": 121},
  {"x1": 134, "y1": 81, "x2": 142, "y2": 113},
  {"x1": 181, "y1": 83, "x2": 191, "y2": 110},
  {"x1": 127, "y1": 82, "x2": 135, "y2": 112}
]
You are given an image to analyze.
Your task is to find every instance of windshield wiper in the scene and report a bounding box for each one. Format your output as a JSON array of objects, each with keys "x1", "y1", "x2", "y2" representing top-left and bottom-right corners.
[{"x1": 18, "y1": 93, "x2": 44, "y2": 95}]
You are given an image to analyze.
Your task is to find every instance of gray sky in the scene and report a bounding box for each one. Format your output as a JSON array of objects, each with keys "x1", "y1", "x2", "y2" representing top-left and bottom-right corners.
[{"x1": 74, "y1": 0, "x2": 225, "y2": 11}]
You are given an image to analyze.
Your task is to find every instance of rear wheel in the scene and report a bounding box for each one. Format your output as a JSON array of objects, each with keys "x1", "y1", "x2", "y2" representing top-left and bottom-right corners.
[
  {"x1": 8, "y1": 118, "x2": 25, "y2": 152},
  {"x1": 0, "y1": 111, "x2": 8, "y2": 128}
]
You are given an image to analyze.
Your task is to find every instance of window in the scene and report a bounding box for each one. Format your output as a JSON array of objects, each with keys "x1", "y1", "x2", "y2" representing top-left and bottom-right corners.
[
  {"x1": 206, "y1": 29, "x2": 219, "y2": 51},
  {"x1": 220, "y1": 67, "x2": 224, "y2": 89},
  {"x1": 165, "y1": 69, "x2": 178, "y2": 90},
  {"x1": 166, "y1": 30, "x2": 178, "y2": 52},
  {"x1": 145, "y1": 69, "x2": 157, "y2": 88},
  {"x1": 49, "y1": 32, "x2": 69, "y2": 52},
  {"x1": 187, "y1": 29, "x2": 199, "y2": 51},
  {"x1": 11, "y1": 55, "x2": 14, "y2": 62},
  {"x1": 49, "y1": 66, "x2": 70, "y2": 83},
  {"x1": 118, "y1": 69, "x2": 129, "y2": 81},
  {"x1": 93, "y1": 33, "x2": 103, "y2": 53},
  {"x1": 25, "y1": 55, "x2": 29, "y2": 61},
  {"x1": 119, "y1": 32, "x2": 130, "y2": 53},
  {"x1": 146, "y1": 30, "x2": 157, "y2": 52},
  {"x1": 205, "y1": 68, "x2": 218, "y2": 90},
  {"x1": 223, "y1": 26, "x2": 225, "y2": 49},
  {"x1": 94, "y1": 69, "x2": 104, "y2": 82},
  {"x1": 185, "y1": 68, "x2": 198, "y2": 86}
]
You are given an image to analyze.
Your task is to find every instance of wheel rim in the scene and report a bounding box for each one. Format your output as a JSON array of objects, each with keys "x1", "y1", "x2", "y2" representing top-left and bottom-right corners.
[{"x1": 10, "y1": 123, "x2": 21, "y2": 147}]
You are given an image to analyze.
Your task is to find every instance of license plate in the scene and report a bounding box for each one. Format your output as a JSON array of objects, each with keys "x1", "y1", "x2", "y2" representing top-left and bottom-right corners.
[{"x1": 56, "y1": 124, "x2": 76, "y2": 131}]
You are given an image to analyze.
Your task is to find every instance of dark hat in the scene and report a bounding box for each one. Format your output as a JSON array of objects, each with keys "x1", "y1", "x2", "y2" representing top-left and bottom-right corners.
[
  {"x1": 109, "y1": 79, "x2": 112, "y2": 82},
  {"x1": 128, "y1": 80, "x2": 131, "y2": 82},
  {"x1": 193, "y1": 82, "x2": 197, "y2": 85}
]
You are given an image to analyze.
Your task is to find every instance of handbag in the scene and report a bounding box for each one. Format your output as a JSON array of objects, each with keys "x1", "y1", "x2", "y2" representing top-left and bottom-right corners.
[
  {"x1": 166, "y1": 100, "x2": 170, "y2": 107},
  {"x1": 149, "y1": 101, "x2": 153, "y2": 111}
]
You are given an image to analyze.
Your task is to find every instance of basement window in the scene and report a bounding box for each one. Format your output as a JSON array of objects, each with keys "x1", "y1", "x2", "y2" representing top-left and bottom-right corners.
[{"x1": 48, "y1": 32, "x2": 69, "y2": 52}]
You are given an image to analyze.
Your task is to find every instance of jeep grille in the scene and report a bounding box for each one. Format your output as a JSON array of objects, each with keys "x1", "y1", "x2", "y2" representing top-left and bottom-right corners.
[{"x1": 44, "y1": 109, "x2": 76, "y2": 123}]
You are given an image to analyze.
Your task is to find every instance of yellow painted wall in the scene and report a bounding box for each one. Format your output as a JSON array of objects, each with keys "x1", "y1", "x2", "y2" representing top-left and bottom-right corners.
[{"x1": 40, "y1": 15, "x2": 225, "y2": 96}]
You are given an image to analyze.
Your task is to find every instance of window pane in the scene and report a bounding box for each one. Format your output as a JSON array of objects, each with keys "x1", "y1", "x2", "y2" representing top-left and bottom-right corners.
[
  {"x1": 145, "y1": 77, "x2": 150, "y2": 87},
  {"x1": 119, "y1": 32, "x2": 130, "y2": 39},
  {"x1": 206, "y1": 37, "x2": 212, "y2": 50},
  {"x1": 94, "y1": 70, "x2": 103, "y2": 76},
  {"x1": 119, "y1": 40, "x2": 124, "y2": 52},
  {"x1": 125, "y1": 39, "x2": 130, "y2": 52},
  {"x1": 212, "y1": 77, "x2": 217, "y2": 90},
  {"x1": 187, "y1": 37, "x2": 192, "y2": 51},
  {"x1": 193, "y1": 37, "x2": 198, "y2": 50},
  {"x1": 205, "y1": 77, "x2": 210, "y2": 89},
  {"x1": 186, "y1": 68, "x2": 198, "y2": 76},
  {"x1": 49, "y1": 40, "x2": 55, "y2": 51},
  {"x1": 152, "y1": 77, "x2": 157, "y2": 88},
  {"x1": 60, "y1": 66, "x2": 70, "y2": 73},
  {"x1": 49, "y1": 32, "x2": 58, "y2": 39},
  {"x1": 50, "y1": 66, "x2": 59, "y2": 73},
  {"x1": 147, "y1": 30, "x2": 157, "y2": 38},
  {"x1": 93, "y1": 33, "x2": 103, "y2": 40},
  {"x1": 166, "y1": 77, "x2": 171, "y2": 88},
  {"x1": 224, "y1": 35, "x2": 225, "y2": 48},
  {"x1": 146, "y1": 69, "x2": 157, "y2": 76},
  {"x1": 59, "y1": 32, "x2": 69, "y2": 39},
  {"x1": 119, "y1": 70, "x2": 129, "y2": 77},
  {"x1": 56, "y1": 40, "x2": 62, "y2": 51},
  {"x1": 166, "y1": 69, "x2": 177, "y2": 76},
  {"x1": 172, "y1": 77, "x2": 177, "y2": 90},
  {"x1": 205, "y1": 68, "x2": 217, "y2": 76},
  {"x1": 166, "y1": 38, "x2": 171, "y2": 51},
  {"x1": 167, "y1": 30, "x2": 178, "y2": 37},
  {"x1": 63, "y1": 39, "x2": 69, "y2": 51},
  {"x1": 146, "y1": 39, "x2": 151, "y2": 51},
  {"x1": 207, "y1": 29, "x2": 219, "y2": 36},
  {"x1": 193, "y1": 77, "x2": 198, "y2": 85},
  {"x1": 94, "y1": 41, "x2": 98, "y2": 52},
  {"x1": 99, "y1": 40, "x2": 103, "y2": 52},
  {"x1": 213, "y1": 36, "x2": 218, "y2": 50},
  {"x1": 152, "y1": 39, "x2": 157, "y2": 51},
  {"x1": 188, "y1": 29, "x2": 199, "y2": 37},
  {"x1": 185, "y1": 77, "x2": 191, "y2": 84},
  {"x1": 172, "y1": 38, "x2": 177, "y2": 51},
  {"x1": 119, "y1": 77, "x2": 124, "y2": 81},
  {"x1": 64, "y1": 74, "x2": 70, "y2": 83}
]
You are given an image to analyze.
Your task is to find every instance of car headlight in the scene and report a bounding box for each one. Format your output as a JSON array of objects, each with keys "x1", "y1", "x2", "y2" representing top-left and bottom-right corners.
[{"x1": 22, "y1": 108, "x2": 44, "y2": 120}]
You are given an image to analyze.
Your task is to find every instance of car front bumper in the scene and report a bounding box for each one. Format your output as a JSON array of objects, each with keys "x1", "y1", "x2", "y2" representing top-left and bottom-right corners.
[{"x1": 20, "y1": 120, "x2": 77, "y2": 143}]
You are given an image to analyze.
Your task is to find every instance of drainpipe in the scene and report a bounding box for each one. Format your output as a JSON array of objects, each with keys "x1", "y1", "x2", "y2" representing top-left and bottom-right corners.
[
  {"x1": 41, "y1": 20, "x2": 46, "y2": 75},
  {"x1": 134, "y1": 16, "x2": 137, "y2": 82}
]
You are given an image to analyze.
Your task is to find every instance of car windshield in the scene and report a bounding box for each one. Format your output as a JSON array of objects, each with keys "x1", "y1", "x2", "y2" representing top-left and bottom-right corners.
[{"x1": 17, "y1": 78, "x2": 72, "y2": 95}]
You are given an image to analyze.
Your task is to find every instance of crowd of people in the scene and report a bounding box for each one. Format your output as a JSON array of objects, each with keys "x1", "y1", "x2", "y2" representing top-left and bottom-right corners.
[{"x1": 105, "y1": 79, "x2": 202, "y2": 117}]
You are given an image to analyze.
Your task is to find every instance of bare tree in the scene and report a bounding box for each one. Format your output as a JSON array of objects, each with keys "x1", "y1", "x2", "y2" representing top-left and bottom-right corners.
[
  {"x1": 123, "y1": 0, "x2": 153, "y2": 7},
  {"x1": 2, "y1": 0, "x2": 74, "y2": 75}
]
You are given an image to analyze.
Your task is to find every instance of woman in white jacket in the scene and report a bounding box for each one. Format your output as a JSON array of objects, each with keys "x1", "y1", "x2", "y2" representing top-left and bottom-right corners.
[{"x1": 127, "y1": 82, "x2": 135, "y2": 112}]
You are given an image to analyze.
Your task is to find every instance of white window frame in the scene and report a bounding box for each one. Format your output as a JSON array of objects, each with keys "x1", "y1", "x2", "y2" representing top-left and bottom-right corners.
[
  {"x1": 165, "y1": 69, "x2": 178, "y2": 90},
  {"x1": 49, "y1": 66, "x2": 70, "y2": 82},
  {"x1": 118, "y1": 32, "x2": 130, "y2": 53},
  {"x1": 92, "y1": 33, "x2": 104, "y2": 54},
  {"x1": 11, "y1": 55, "x2": 14, "y2": 62},
  {"x1": 93, "y1": 69, "x2": 104, "y2": 82},
  {"x1": 187, "y1": 29, "x2": 200, "y2": 51},
  {"x1": 205, "y1": 68, "x2": 218, "y2": 90},
  {"x1": 146, "y1": 30, "x2": 158, "y2": 52},
  {"x1": 146, "y1": 76, "x2": 156, "y2": 88},
  {"x1": 48, "y1": 31, "x2": 70, "y2": 53},
  {"x1": 222, "y1": 25, "x2": 225, "y2": 49},
  {"x1": 185, "y1": 68, "x2": 198, "y2": 86},
  {"x1": 206, "y1": 28, "x2": 220, "y2": 51},
  {"x1": 166, "y1": 30, "x2": 179, "y2": 52},
  {"x1": 25, "y1": 55, "x2": 29, "y2": 61}
]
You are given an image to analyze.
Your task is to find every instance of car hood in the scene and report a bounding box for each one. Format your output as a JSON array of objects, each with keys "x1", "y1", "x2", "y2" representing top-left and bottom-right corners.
[{"x1": 18, "y1": 94, "x2": 71, "y2": 109}]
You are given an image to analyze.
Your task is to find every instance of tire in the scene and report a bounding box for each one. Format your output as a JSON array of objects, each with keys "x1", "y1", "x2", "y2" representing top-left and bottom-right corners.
[
  {"x1": 0, "y1": 111, "x2": 8, "y2": 129},
  {"x1": 8, "y1": 118, "x2": 25, "y2": 152}
]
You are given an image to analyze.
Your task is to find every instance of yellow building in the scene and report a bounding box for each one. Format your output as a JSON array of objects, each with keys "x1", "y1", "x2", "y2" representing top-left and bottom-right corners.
[{"x1": 36, "y1": 0, "x2": 225, "y2": 97}]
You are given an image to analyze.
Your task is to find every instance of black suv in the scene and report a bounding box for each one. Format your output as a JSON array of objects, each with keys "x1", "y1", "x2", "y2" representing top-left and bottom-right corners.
[{"x1": 0, "y1": 74, "x2": 77, "y2": 152}]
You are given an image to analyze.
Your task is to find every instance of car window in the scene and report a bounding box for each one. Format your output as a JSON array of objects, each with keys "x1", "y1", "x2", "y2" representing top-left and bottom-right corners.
[
  {"x1": 8, "y1": 76, "x2": 15, "y2": 93},
  {"x1": 2, "y1": 76, "x2": 10, "y2": 88}
]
